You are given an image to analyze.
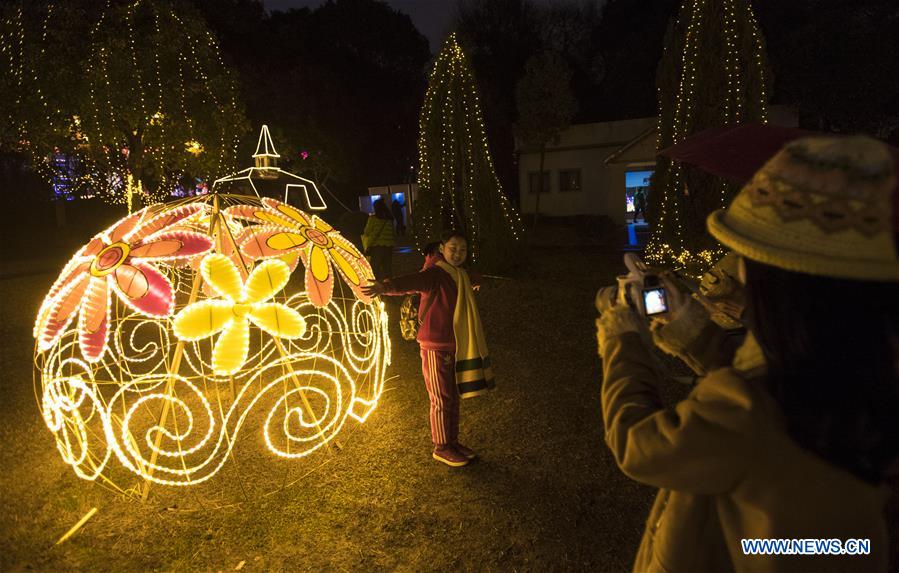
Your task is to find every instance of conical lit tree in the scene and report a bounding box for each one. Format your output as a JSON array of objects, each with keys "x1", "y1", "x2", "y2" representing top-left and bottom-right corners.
[
  {"x1": 646, "y1": 0, "x2": 770, "y2": 274},
  {"x1": 416, "y1": 33, "x2": 522, "y2": 267}
]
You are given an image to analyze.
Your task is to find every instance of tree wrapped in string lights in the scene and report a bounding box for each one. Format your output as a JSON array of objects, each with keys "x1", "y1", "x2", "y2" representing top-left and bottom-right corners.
[
  {"x1": 0, "y1": 0, "x2": 247, "y2": 206},
  {"x1": 33, "y1": 128, "x2": 390, "y2": 493},
  {"x1": 416, "y1": 33, "x2": 523, "y2": 268},
  {"x1": 646, "y1": 0, "x2": 770, "y2": 274}
]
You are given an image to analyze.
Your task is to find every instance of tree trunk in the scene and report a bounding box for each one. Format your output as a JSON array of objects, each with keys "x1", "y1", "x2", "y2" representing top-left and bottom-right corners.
[
  {"x1": 127, "y1": 126, "x2": 145, "y2": 207},
  {"x1": 55, "y1": 199, "x2": 66, "y2": 229},
  {"x1": 534, "y1": 144, "x2": 546, "y2": 230}
]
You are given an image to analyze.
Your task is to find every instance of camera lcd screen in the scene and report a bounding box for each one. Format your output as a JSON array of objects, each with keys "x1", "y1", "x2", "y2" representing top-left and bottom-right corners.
[{"x1": 642, "y1": 287, "x2": 668, "y2": 316}]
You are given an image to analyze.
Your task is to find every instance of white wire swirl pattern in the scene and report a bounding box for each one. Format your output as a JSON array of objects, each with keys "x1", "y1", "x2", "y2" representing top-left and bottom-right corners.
[{"x1": 34, "y1": 195, "x2": 390, "y2": 488}]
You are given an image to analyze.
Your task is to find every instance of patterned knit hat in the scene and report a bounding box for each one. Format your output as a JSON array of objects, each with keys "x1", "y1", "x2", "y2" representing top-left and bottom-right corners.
[{"x1": 707, "y1": 135, "x2": 899, "y2": 281}]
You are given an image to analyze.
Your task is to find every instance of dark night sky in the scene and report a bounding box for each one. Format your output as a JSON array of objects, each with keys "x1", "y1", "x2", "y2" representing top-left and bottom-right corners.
[
  {"x1": 260, "y1": 0, "x2": 573, "y2": 52},
  {"x1": 261, "y1": 1, "x2": 457, "y2": 51}
]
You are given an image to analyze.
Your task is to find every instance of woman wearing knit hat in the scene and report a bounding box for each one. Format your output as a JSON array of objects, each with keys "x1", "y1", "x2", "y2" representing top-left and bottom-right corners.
[{"x1": 596, "y1": 135, "x2": 899, "y2": 572}]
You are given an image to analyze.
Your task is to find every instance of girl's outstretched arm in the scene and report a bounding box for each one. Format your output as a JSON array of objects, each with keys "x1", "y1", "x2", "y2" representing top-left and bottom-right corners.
[{"x1": 362, "y1": 268, "x2": 440, "y2": 297}]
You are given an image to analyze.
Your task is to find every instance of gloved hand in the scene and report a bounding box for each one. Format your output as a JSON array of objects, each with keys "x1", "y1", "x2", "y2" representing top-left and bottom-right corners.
[
  {"x1": 595, "y1": 254, "x2": 654, "y2": 315},
  {"x1": 649, "y1": 271, "x2": 691, "y2": 324},
  {"x1": 696, "y1": 253, "x2": 745, "y2": 330},
  {"x1": 596, "y1": 305, "x2": 646, "y2": 356}
]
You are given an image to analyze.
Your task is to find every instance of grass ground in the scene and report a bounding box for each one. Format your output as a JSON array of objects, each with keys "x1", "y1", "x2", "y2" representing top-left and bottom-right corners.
[
  {"x1": 1, "y1": 216, "x2": 896, "y2": 572},
  {"x1": 2, "y1": 232, "x2": 669, "y2": 572}
]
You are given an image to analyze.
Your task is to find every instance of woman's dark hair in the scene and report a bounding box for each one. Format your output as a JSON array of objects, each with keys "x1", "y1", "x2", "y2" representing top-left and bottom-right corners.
[
  {"x1": 743, "y1": 258, "x2": 899, "y2": 483},
  {"x1": 440, "y1": 229, "x2": 467, "y2": 244},
  {"x1": 372, "y1": 199, "x2": 391, "y2": 220}
]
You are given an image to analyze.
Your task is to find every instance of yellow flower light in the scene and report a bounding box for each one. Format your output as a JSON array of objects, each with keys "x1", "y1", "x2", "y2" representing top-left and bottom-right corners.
[
  {"x1": 174, "y1": 254, "x2": 305, "y2": 375},
  {"x1": 185, "y1": 140, "x2": 204, "y2": 156}
]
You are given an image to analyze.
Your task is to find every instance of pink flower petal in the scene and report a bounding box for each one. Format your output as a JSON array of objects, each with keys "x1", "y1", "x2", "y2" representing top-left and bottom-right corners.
[
  {"x1": 108, "y1": 206, "x2": 155, "y2": 243},
  {"x1": 128, "y1": 238, "x2": 184, "y2": 259},
  {"x1": 239, "y1": 225, "x2": 307, "y2": 260},
  {"x1": 226, "y1": 228, "x2": 255, "y2": 272},
  {"x1": 37, "y1": 273, "x2": 90, "y2": 351},
  {"x1": 38, "y1": 259, "x2": 91, "y2": 315},
  {"x1": 254, "y1": 210, "x2": 298, "y2": 229},
  {"x1": 233, "y1": 225, "x2": 256, "y2": 247},
  {"x1": 112, "y1": 261, "x2": 174, "y2": 317},
  {"x1": 130, "y1": 203, "x2": 203, "y2": 242},
  {"x1": 223, "y1": 204, "x2": 266, "y2": 224},
  {"x1": 330, "y1": 232, "x2": 364, "y2": 260},
  {"x1": 39, "y1": 239, "x2": 102, "y2": 327},
  {"x1": 35, "y1": 260, "x2": 91, "y2": 338},
  {"x1": 330, "y1": 233, "x2": 375, "y2": 293},
  {"x1": 78, "y1": 278, "x2": 109, "y2": 362},
  {"x1": 129, "y1": 231, "x2": 213, "y2": 263},
  {"x1": 38, "y1": 237, "x2": 102, "y2": 324},
  {"x1": 330, "y1": 245, "x2": 373, "y2": 304},
  {"x1": 305, "y1": 247, "x2": 334, "y2": 308},
  {"x1": 261, "y1": 198, "x2": 312, "y2": 227},
  {"x1": 311, "y1": 215, "x2": 333, "y2": 232},
  {"x1": 81, "y1": 237, "x2": 104, "y2": 258}
]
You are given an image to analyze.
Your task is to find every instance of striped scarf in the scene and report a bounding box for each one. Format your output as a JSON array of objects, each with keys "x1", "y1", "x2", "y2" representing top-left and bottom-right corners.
[{"x1": 436, "y1": 261, "x2": 495, "y2": 398}]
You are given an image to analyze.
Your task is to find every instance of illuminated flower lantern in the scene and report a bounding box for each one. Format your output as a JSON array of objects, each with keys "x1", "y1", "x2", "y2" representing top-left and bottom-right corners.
[{"x1": 34, "y1": 126, "x2": 390, "y2": 491}]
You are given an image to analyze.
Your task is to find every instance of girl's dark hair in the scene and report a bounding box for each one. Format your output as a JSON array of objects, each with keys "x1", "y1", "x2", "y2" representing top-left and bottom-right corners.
[
  {"x1": 743, "y1": 258, "x2": 899, "y2": 483},
  {"x1": 440, "y1": 229, "x2": 467, "y2": 244},
  {"x1": 421, "y1": 241, "x2": 441, "y2": 256},
  {"x1": 373, "y1": 199, "x2": 391, "y2": 220}
]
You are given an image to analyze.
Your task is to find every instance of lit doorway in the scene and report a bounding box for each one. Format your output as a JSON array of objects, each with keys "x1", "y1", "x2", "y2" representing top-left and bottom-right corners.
[{"x1": 625, "y1": 170, "x2": 653, "y2": 224}]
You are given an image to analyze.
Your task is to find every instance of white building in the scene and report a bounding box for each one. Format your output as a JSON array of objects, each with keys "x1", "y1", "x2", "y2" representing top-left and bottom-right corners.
[{"x1": 517, "y1": 107, "x2": 797, "y2": 225}]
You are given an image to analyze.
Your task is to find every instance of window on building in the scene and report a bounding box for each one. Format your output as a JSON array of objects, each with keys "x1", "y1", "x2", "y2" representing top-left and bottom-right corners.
[
  {"x1": 559, "y1": 169, "x2": 581, "y2": 192},
  {"x1": 528, "y1": 171, "x2": 550, "y2": 194}
]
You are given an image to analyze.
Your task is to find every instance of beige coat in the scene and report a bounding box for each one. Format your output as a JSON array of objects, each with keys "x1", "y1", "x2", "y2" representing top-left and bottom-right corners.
[{"x1": 597, "y1": 306, "x2": 891, "y2": 572}]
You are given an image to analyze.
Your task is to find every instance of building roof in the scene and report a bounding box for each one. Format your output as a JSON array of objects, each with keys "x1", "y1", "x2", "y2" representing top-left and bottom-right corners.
[
  {"x1": 516, "y1": 116, "x2": 656, "y2": 156},
  {"x1": 603, "y1": 125, "x2": 657, "y2": 165}
]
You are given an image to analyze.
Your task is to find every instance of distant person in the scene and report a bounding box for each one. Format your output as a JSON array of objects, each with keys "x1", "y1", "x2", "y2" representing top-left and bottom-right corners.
[
  {"x1": 596, "y1": 136, "x2": 899, "y2": 572},
  {"x1": 363, "y1": 231, "x2": 492, "y2": 468},
  {"x1": 632, "y1": 187, "x2": 646, "y2": 223},
  {"x1": 391, "y1": 198, "x2": 406, "y2": 236},
  {"x1": 362, "y1": 199, "x2": 395, "y2": 279},
  {"x1": 336, "y1": 209, "x2": 369, "y2": 252}
]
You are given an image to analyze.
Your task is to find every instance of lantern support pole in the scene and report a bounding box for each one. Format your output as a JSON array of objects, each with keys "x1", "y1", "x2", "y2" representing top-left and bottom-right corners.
[
  {"x1": 140, "y1": 196, "x2": 218, "y2": 500},
  {"x1": 140, "y1": 272, "x2": 202, "y2": 500},
  {"x1": 216, "y1": 200, "x2": 339, "y2": 454}
]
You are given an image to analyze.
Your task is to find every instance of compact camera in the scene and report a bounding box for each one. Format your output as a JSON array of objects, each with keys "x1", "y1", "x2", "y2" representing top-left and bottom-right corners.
[
  {"x1": 595, "y1": 254, "x2": 669, "y2": 317},
  {"x1": 640, "y1": 275, "x2": 669, "y2": 317}
]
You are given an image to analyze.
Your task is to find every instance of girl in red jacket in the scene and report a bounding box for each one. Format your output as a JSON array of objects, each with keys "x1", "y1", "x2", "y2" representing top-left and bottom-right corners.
[{"x1": 363, "y1": 231, "x2": 493, "y2": 467}]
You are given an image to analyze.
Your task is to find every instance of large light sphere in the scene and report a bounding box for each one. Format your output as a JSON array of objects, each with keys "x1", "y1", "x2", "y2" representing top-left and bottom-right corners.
[{"x1": 33, "y1": 195, "x2": 390, "y2": 488}]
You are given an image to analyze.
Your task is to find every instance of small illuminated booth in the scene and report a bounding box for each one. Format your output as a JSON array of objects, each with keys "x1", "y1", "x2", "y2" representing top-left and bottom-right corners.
[
  {"x1": 360, "y1": 183, "x2": 417, "y2": 219},
  {"x1": 34, "y1": 126, "x2": 391, "y2": 493}
]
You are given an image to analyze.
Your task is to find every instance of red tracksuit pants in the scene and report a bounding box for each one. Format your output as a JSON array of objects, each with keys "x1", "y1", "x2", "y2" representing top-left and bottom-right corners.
[{"x1": 420, "y1": 348, "x2": 459, "y2": 447}]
